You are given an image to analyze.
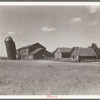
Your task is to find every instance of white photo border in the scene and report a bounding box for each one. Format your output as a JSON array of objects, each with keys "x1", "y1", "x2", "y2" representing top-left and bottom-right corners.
[{"x1": 0, "y1": 1, "x2": 100, "y2": 99}]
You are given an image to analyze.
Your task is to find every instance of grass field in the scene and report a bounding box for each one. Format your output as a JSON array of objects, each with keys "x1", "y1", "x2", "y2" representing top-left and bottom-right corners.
[{"x1": 0, "y1": 60, "x2": 100, "y2": 95}]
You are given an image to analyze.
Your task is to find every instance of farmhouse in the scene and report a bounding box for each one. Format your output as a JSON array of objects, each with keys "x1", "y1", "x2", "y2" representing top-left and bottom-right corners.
[
  {"x1": 70, "y1": 47, "x2": 97, "y2": 62},
  {"x1": 16, "y1": 42, "x2": 53, "y2": 60},
  {"x1": 54, "y1": 47, "x2": 72, "y2": 58}
]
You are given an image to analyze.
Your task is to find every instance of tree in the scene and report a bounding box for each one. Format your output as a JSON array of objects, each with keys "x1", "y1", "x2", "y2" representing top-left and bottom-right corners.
[{"x1": 91, "y1": 43, "x2": 98, "y2": 50}]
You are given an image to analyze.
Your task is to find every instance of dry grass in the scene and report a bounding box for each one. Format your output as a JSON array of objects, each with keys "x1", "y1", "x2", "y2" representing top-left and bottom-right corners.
[{"x1": 0, "y1": 60, "x2": 100, "y2": 95}]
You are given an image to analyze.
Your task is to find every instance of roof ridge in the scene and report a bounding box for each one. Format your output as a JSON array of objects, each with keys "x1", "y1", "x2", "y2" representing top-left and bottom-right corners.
[
  {"x1": 17, "y1": 42, "x2": 39, "y2": 50},
  {"x1": 58, "y1": 47, "x2": 71, "y2": 48}
]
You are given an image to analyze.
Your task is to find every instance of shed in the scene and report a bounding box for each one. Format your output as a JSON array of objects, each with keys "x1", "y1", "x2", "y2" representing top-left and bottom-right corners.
[
  {"x1": 54, "y1": 47, "x2": 72, "y2": 58},
  {"x1": 70, "y1": 47, "x2": 97, "y2": 62}
]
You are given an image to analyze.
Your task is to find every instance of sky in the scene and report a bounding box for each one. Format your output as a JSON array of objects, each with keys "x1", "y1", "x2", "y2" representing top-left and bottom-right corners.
[{"x1": 0, "y1": 5, "x2": 100, "y2": 56}]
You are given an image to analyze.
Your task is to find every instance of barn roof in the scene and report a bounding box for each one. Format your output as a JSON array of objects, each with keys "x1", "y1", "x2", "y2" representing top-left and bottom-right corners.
[
  {"x1": 71, "y1": 47, "x2": 97, "y2": 56},
  {"x1": 17, "y1": 42, "x2": 45, "y2": 50},
  {"x1": 57, "y1": 47, "x2": 72, "y2": 53},
  {"x1": 29, "y1": 48, "x2": 43, "y2": 55}
]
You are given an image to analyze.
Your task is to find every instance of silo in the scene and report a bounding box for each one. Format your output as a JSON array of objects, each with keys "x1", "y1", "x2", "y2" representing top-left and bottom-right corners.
[{"x1": 5, "y1": 36, "x2": 16, "y2": 60}]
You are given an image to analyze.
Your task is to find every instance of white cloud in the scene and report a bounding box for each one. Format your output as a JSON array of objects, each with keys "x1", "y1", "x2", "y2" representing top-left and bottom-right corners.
[
  {"x1": 87, "y1": 6, "x2": 100, "y2": 13},
  {"x1": 41, "y1": 27, "x2": 56, "y2": 32},
  {"x1": 7, "y1": 31, "x2": 15, "y2": 35},
  {"x1": 69, "y1": 17, "x2": 82, "y2": 23}
]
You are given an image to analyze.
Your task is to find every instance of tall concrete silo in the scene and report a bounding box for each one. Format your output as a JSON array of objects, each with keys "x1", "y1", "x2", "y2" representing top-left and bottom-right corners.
[{"x1": 5, "y1": 36, "x2": 16, "y2": 60}]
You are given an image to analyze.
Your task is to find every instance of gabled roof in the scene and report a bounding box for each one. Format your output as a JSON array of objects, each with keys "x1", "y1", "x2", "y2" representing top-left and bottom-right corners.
[
  {"x1": 20, "y1": 44, "x2": 32, "y2": 49},
  {"x1": 17, "y1": 42, "x2": 45, "y2": 50},
  {"x1": 54, "y1": 47, "x2": 72, "y2": 53},
  {"x1": 59, "y1": 48, "x2": 72, "y2": 52},
  {"x1": 71, "y1": 47, "x2": 97, "y2": 56},
  {"x1": 29, "y1": 48, "x2": 43, "y2": 55}
]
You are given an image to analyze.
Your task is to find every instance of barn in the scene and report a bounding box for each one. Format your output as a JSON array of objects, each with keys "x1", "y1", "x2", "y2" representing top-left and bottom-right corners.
[
  {"x1": 54, "y1": 48, "x2": 72, "y2": 58},
  {"x1": 16, "y1": 42, "x2": 53, "y2": 60},
  {"x1": 70, "y1": 47, "x2": 97, "y2": 62}
]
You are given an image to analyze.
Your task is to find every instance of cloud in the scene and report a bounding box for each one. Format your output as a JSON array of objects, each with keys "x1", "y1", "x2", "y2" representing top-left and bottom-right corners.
[
  {"x1": 7, "y1": 31, "x2": 15, "y2": 35},
  {"x1": 88, "y1": 20, "x2": 99, "y2": 26},
  {"x1": 41, "y1": 27, "x2": 56, "y2": 32},
  {"x1": 87, "y1": 6, "x2": 100, "y2": 13},
  {"x1": 69, "y1": 17, "x2": 82, "y2": 23}
]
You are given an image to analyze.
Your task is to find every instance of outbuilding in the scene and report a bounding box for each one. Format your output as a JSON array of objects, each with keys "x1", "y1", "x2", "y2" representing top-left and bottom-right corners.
[
  {"x1": 16, "y1": 42, "x2": 53, "y2": 60},
  {"x1": 54, "y1": 47, "x2": 72, "y2": 58},
  {"x1": 70, "y1": 47, "x2": 97, "y2": 62}
]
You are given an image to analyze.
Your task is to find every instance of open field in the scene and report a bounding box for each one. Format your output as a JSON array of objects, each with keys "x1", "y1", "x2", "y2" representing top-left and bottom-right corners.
[{"x1": 0, "y1": 60, "x2": 100, "y2": 95}]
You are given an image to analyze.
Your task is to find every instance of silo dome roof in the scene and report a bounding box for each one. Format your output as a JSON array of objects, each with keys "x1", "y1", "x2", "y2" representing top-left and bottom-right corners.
[{"x1": 5, "y1": 36, "x2": 13, "y2": 41}]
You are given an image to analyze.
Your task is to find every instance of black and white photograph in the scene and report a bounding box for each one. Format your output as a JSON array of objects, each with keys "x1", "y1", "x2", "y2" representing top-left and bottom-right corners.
[{"x1": 1, "y1": 2, "x2": 100, "y2": 97}]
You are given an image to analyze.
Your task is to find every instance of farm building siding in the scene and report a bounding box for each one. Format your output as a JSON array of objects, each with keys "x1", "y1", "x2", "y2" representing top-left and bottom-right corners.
[
  {"x1": 78, "y1": 56, "x2": 96, "y2": 62},
  {"x1": 33, "y1": 49, "x2": 45, "y2": 59},
  {"x1": 28, "y1": 55, "x2": 33, "y2": 60},
  {"x1": 61, "y1": 52, "x2": 70, "y2": 58},
  {"x1": 44, "y1": 50, "x2": 53, "y2": 59},
  {"x1": 20, "y1": 48, "x2": 29, "y2": 60},
  {"x1": 29, "y1": 49, "x2": 53, "y2": 60},
  {"x1": 55, "y1": 49, "x2": 62, "y2": 58}
]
